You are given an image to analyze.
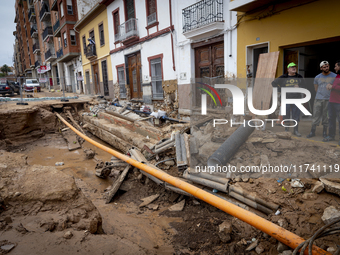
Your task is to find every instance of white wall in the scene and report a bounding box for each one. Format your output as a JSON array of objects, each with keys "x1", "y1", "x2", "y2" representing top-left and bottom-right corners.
[
  {"x1": 107, "y1": 0, "x2": 175, "y2": 86},
  {"x1": 106, "y1": 0, "x2": 172, "y2": 51},
  {"x1": 76, "y1": 0, "x2": 101, "y2": 20},
  {"x1": 172, "y1": 0, "x2": 238, "y2": 80}
]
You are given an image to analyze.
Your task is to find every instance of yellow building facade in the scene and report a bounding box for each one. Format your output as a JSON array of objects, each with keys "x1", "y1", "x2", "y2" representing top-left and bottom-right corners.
[
  {"x1": 75, "y1": 4, "x2": 113, "y2": 97},
  {"x1": 235, "y1": 0, "x2": 340, "y2": 81}
]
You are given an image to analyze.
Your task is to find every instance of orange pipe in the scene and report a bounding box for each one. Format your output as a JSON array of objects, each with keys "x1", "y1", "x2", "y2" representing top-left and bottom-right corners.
[{"x1": 56, "y1": 113, "x2": 329, "y2": 255}]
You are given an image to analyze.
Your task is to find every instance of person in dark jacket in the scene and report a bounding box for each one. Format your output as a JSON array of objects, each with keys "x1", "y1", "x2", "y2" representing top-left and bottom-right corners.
[
  {"x1": 324, "y1": 60, "x2": 340, "y2": 145},
  {"x1": 272, "y1": 62, "x2": 305, "y2": 137}
]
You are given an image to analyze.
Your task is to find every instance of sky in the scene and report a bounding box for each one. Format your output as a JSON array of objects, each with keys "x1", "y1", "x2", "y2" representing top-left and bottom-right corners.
[{"x1": 0, "y1": 1, "x2": 16, "y2": 67}]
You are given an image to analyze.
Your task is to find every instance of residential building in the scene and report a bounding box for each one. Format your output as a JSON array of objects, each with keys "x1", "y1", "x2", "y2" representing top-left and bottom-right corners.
[
  {"x1": 173, "y1": 0, "x2": 237, "y2": 114},
  {"x1": 13, "y1": 34, "x2": 23, "y2": 76},
  {"x1": 50, "y1": 0, "x2": 83, "y2": 93},
  {"x1": 14, "y1": 0, "x2": 36, "y2": 77},
  {"x1": 231, "y1": 0, "x2": 340, "y2": 92},
  {"x1": 106, "y1": 0, "x2": 177, "y2": 111},
  {"x1": 75, "y1": 2, "x2": 113, "y2": 96}
]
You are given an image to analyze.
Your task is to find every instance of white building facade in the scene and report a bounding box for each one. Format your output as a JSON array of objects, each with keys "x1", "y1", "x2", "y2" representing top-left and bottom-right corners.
[
  {"x1": 172, "y1": 0, "x2": 238, "y2": 113},
  {"x1": 106, "y1": 0, "x2": 176, "y2": 110}
]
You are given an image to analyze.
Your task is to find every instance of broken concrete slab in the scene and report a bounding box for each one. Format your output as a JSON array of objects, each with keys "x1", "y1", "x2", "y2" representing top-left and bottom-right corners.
[
  {"x1": 139, "y1": 194, "x2": 160, "y2": 208},
  {"x1": 146, "y1": 204, "x2": 159, "y2": 210},
  {"x1": 168, "y1": 199, "x2": 185, "y2": 212},
  {"x1": 320, "y1": 173, "x2": 340, "y2": 196},
  {"x1": 321, "y1": 206, "x2": 340, "y2": 225},
  {"x1": 312, "y1": 181, "x2": 324, "y2": 193},
  {"x1": 277, "y1": 242, "x2": 290, "y2": 253},
  {"x1": 218, "y1": 221, "x2": 232, "y2": 243},
  {"x1": 255, "y1": 243, "x2": 265, "y2": 254},
  {"x1": 248, "y1": 137, "x2": 263, "y2": 143},
  {"x1": 61, "y1": 130, "x2": 81, "y2": 151},
  {"x1": 302, "y1": 193, "x2": 318, "y2": 201},
  {"x1": 246, "y1": 240, "x2": 258, "y2": 251},
  {"x1": 276, "y1": 132, "x2": 291, "y2": 140},
  {"x1": 262, "y1": 138, "x2": 276, "y2": 144},
  {"x1": 1, "y1": 244, "x2": 15, "y2": 252}
]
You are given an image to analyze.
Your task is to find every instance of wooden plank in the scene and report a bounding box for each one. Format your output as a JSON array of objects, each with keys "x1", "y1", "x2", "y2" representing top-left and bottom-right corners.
[
  {"x1": 105, "y1": 165, "x2": 131, "y2": 204},
  {"x1": 252, "y1": 51, "x2": 280, "y2": 112}
]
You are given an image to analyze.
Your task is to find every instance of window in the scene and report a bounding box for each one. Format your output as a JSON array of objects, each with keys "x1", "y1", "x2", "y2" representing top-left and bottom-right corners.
[
  {"x1": 113, "y1": 10, "x2": 120, "y2": 42},
  {"x1": 101, "y1": 60, "x2": 109, "y2": 96},
  {"x1": 125, "y1": 0, "x2": 135, "y2": 20},
  {"x1": 82, "y1": 35, "x2": 86, "y2": 54},
  {"x1": 89, "y1": 30, "x2": 95, "y2": 42},
  {"x1": 63, "y1": 32, "x2": 67, "y2": 47},
  {"x1": 60, "y1": 2, "x2": 64, "y2": 17},
  {"x1": 70, "y1": 30, "x2": 76, "y2": 45},
  {"x1": 146, "y1": 0, "x2": 157, "y2": 26},
  {"x1": 99, "y1": 23, "x2": 104, "y2": 46},
  {"x1": 117, "y1": 66, "x2": 126, "y2": 98},
  {"x1": 66, "y1": 0, "x2": 73, "y2": 15},
  {"x1": 150, "y1": 57, "x2": 163, "y2": 99}
]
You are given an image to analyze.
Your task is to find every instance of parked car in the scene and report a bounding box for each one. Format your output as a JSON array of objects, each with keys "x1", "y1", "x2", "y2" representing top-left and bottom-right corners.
[
  {"x1": 24, "y1": 79, "x2": 41, "y2": 92},
  {"x1": 0, "y1": 80, "x2": 20, "y2": 96}
]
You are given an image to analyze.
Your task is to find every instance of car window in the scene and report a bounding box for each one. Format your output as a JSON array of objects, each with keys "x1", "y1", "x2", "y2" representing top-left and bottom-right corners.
[{"x1": 27, "y1": 80, "x2": 38, "y2": 84}]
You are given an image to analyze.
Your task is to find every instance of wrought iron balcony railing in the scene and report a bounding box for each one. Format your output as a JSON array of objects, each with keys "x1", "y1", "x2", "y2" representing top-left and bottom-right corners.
[
  {"x1": 182, "y1": 0, "x2": 223, "y2": 33},
  {"x1": 45, "y1": 48, "x2": 55, "y2": 60},
  {"x1": 42, "y1": 26, "x2": 53, "y2": 41},
  {"x1": 53, "y1": 19, "x2": 60, "y2": 32},
  {"x1": 39, "y1": 3, "x2": 50, "y2": 21},
  {"x1": 85, "y1": 44, "x2": 97, "y2": 59},
  {"x1": 30, "y1": 26, "x2": 38, "y2": 37},
  {"x1": 57, "y1": 48, "x2": 63, "y2": 58},
  {"x1": 28, "y1": 8, "x2": 35, "y2": 21},
  {"x1": 147, "y1": 12, "x2": 157, "y2": 26},
  {"x1": 115, "y1": 18, "x2": 138, "y2": 43},
  {"x1": 33, "y1": 43, "x2": 39, "y2": 53}
]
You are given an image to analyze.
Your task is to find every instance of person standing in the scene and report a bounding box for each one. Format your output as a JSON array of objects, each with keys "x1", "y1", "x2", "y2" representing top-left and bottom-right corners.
[
  {"x1": 324, "y1": 60, "x2": 340, "y2": 145},
  {"x1": 307, "y1": 61, "x2": 336, "y2": 138},
  {"x1": 272, "y1": 62, "x2": 305, "y2": 137}
]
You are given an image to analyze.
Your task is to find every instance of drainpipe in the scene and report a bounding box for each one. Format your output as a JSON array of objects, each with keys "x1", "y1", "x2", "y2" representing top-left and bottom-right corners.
[
  {"x1": 169, "y1": 0, "x2": 175, "y2": 71},
  {"x1": 56, "y1": 113, "x2": 330, "y2": 255}
]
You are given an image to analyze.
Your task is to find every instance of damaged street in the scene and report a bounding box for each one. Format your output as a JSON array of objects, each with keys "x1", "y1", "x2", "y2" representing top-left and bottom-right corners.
[{"x1": 0, "y1": 97, "x2": 339, "y2": 255}]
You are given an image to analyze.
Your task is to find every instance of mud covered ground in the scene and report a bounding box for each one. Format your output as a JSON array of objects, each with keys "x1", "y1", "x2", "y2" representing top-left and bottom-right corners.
[
  {"x1": 0, "y1": 131, "x2": 339, "y2": 255},
  {"x1": 0, "y1": 105, "x2": 340, "y2": 254}
]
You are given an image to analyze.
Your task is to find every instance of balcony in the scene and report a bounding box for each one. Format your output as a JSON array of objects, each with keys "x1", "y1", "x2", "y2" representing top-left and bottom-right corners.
[
  {"x1": 33, "y1": 43, "x2": 40, "y2": 54},
  {"x1": 42, "y1": 26, "x2": 53, "y2": 42},
  {"x1": 85, "y1": 44, "x2": 97, "y2": 60},
  {"x1": 56, "y1": 48, "x2": 63, "y2": 58},
  {"x1": 53, "y1": 19, "x2": 61, "y2": 37},
  {"x1": 115, "y1": 18, "x2": 139, "y2": 45},
  {"x1": 147, "y1": 12, "x2": 157, "y2": 26},
  {"x1": 28, "y1": 8, "x2": 36, "y2": 22},
  {"x1": 51, "y1": 0, "x2": 58, "y2": 11},
  {"x1": 39, "y1": 3, "x2": 50, "y2": 22},
  {"x1": 45, "y1": 49, "x2": 56, "y2": 62},
  {"x1": 182, "y1": 0, "x2": 224, "y2": 40},
  {"x1": 35, "y1": 60, "x2": 40, "y2": 68},
  {"x1": 30, "y1": 26, "x2": 38, "y2": 37}
]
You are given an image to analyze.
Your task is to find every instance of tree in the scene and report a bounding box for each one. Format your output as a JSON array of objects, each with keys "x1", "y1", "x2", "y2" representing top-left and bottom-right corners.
[{"x1": 1, "y1": 65, "x2": 11, "y2": 76}]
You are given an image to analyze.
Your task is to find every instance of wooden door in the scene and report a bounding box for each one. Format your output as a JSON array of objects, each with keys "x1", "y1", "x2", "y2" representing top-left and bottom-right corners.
[
  {"x1": 195, "y1": 42, "x2": 224, "y2": 79},
  {"x1": 92, "y1": 63, "x2": 100, "y2": 95},
  {"x1": 128, "y1": 52, "x2": 142, "y2": 99},
  {"x1": 195, "y1": 42, "x2": 224, "y2": 107}
]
